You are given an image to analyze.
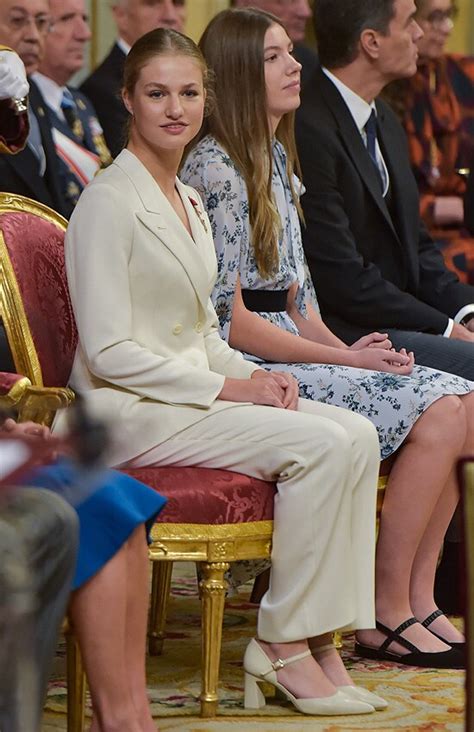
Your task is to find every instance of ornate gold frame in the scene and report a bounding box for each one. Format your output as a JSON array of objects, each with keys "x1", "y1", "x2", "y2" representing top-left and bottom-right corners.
[
  {"x1": 0, "y1": 193, "x2": 74, "y2": 423},
  {"x1": 0, "y1": 193, "x2": 68, "y2": 384}
]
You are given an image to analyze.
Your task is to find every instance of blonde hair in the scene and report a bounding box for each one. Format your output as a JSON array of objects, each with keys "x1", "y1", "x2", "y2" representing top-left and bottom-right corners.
[{"x1": 194, "y1": 8, "x2": 303, "y2": 279}]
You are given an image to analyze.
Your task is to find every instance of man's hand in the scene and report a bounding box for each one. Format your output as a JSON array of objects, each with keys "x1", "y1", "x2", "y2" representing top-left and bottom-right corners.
[
  {"x1": 450, "y1": 323, "x2": 474, "y2": 342},
  {"x1": 349, "y1": 332, "x2": 392, "y2": 351},
  {"x1": 0, "y1": 50, "x2": 29, "y2": 101}
]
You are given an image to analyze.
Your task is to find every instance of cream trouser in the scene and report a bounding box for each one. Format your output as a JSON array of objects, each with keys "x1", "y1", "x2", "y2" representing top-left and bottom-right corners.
[{"x1": 127, "y1": 398, "x2": 379, "y2": 643}]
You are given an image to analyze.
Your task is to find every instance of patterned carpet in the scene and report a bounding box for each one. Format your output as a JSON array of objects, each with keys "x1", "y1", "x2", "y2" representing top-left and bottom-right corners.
[{"x1": 43, "y1": 567, "x2": 465, "y2": 731}]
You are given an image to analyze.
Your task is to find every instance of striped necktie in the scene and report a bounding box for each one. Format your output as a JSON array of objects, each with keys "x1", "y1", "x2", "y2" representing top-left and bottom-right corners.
[{"x1": 61, "y1": 89, "x2": 83, "y2": 141}]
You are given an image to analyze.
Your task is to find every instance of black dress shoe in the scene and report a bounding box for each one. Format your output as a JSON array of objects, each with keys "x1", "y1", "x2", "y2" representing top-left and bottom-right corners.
[
  {"x1": 421, "y1": 609, "x2": 465, "y2": 652},
  {"x1": 354, "y1": 617, "x2": 464, "y2": 669}
]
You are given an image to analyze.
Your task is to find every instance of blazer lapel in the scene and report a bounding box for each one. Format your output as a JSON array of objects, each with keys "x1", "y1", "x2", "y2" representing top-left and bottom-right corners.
[
  {"x1": 115, "y1": 150, "x2": 211, "y2": 311},
  {"x1": 319, "y1": 71, "x2": 400, "y2": 243}
]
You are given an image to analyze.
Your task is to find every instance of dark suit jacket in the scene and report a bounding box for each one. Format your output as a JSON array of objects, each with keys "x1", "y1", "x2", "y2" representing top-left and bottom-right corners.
[
  {"x1": 295, "y1": 67, "x2": 474, "y2": 343},
  {"x1": 293, "y1": 44, "x2": 319, "y2": 90},
  {"x1": 80, "y1": 43, "x2": 127, "y2": 159},
  {"x1": 0, "y1": 80, "x2": 69, "y2": 218}
]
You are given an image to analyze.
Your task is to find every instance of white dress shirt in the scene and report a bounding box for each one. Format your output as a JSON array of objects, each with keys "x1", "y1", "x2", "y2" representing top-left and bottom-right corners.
[{"x1": 31, "y1": 72, "x2": 67, "y2": 123}]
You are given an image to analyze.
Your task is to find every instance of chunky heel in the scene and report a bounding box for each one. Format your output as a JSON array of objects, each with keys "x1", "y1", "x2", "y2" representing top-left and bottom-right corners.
[
  {"x1": 244, "y1": 672, "x2": 266, "y2": 709},
  {"x1": 243, "y1": 638, "x2": 374, "y2": 715}
]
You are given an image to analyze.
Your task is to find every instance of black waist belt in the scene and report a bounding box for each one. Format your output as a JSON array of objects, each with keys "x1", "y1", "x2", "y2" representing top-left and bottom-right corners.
[{"x1": 241, "y1": 289, "x2": 288, "y2": 312}]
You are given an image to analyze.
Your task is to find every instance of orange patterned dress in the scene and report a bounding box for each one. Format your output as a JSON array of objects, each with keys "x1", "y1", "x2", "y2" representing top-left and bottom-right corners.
[{"x1": 402, "y1": 54, "x2": 474, "y2": 283}]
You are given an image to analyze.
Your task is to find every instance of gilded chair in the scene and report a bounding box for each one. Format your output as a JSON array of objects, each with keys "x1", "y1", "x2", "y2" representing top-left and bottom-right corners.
[
  {"x1": 0, "y1": 192, "x2": 276, "y2": 727},
  {"x1": 461, "y1": 459, "x2": 474, "y2": 732}
]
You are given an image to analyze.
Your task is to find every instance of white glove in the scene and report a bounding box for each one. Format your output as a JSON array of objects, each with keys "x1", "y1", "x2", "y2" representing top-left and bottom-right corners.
[{"x1": 0, "y1": 50, "x2": 29, "y2": 101}]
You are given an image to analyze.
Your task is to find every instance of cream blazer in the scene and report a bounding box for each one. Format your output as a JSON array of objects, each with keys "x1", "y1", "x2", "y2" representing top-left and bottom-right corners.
[{"x1": 58, "y1": 149, "x2": 258, "y2": 466}]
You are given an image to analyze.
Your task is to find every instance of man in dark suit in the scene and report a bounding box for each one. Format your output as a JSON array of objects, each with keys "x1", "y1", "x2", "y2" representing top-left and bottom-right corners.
[
  {"x1": 231, "y1": 0, "x2": 318, "y2": 87},
  {"x1": 296, "y1": 0, "x2": 474, "y2": 381},
  {"x1": 0, "y1": 0, "x2": 70, "y2": 218},
  {"x1": 81, "y1": 0, "x2": 186, "y2": 158}
]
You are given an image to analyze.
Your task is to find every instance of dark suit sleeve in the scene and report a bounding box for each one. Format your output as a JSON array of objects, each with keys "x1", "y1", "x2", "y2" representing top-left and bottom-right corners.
[{"x1": 298, "y1": 120, "x2": 450, "y2": 334}]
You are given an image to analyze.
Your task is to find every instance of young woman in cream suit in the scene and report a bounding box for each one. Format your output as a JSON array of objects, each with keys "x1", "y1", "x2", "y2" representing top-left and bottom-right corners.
[{"x1": 62, "y1": 28, "x2": 384, "y2": 716}]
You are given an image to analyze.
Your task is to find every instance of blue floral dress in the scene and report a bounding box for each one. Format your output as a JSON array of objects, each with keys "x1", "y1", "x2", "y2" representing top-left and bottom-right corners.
[{"x1": 181, "y1": 134, "x2": 474, "y2": 460}]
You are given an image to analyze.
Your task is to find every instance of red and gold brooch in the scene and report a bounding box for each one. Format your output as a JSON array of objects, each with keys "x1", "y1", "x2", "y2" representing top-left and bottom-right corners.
[{"x1": 189, "y1": 197, "x2": 208, "y2": 233}]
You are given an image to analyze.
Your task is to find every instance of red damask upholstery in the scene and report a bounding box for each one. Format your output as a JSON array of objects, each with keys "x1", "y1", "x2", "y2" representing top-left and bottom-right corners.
[
  {"x1": 125, "y1": 467, "x2": 275, "y2": 524},
  {"x1": 0, "y1": 212, "x2": 77, "y2": 387}
]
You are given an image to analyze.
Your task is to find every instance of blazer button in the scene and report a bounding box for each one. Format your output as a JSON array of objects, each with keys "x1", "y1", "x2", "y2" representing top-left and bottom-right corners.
[
  {"x1": 194, "y1": 321, "x2": 203, "y2": 333},
  {"x1": 173, "y1": 324, "x2": 183, "y2": 335}
]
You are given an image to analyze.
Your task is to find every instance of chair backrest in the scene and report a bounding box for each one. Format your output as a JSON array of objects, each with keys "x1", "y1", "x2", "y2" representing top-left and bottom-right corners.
[{"x1": 0, "y1": 193, "x2": 77, "y2": 387}]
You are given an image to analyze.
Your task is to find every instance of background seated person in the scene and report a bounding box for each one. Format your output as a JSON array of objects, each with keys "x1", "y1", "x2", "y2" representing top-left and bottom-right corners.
[
  {"x1": 0, "y1": 447, "x2": 77, "y2": 732},
  {"x1": 32, "y1": 0, "x2": 112, "y2": 216},
  {"x1": 0, "y1": 0, "x2": 71, "y2": 218},
  {"x1": 295, "y1": 0, "x2": 474, "y2": 382},
  {"x1": 384, "y1": 0, "x2": 474, "y2": 284},
  {"x1": 1, "y1": 415, "x2": 166, "y2": 732}
]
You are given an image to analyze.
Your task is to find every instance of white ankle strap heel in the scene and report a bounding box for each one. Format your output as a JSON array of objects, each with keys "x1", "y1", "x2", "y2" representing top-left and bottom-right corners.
[{"x1": 243, "y1": 639, "x2": 374, "y2": 716}]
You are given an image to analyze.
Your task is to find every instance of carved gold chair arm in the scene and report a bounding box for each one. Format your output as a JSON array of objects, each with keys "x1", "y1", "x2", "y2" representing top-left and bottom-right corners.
[
  {"x1": 0, "y1": 373, "x2": 32, "y2": 411},
  {"x1": 16, "y1": 385, "x2": 75, "y2": 427}
]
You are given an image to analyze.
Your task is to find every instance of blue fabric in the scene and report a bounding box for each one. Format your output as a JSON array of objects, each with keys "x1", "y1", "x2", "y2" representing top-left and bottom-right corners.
[{"x1": 23, "y1": 459, "x2": 166, "y2": 590}]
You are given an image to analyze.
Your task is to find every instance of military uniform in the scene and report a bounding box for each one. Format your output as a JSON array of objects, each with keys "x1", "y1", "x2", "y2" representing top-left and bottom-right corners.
[{"x1": 32, "y1": 74, "x2": 112, "y2": 212}]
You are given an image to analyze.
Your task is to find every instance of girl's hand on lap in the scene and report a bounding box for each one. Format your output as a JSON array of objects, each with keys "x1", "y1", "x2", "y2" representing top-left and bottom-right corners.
[
  {"x1": 269, "y1": 371, "x2": 300, "y2": 411},
  {"x1": 349, "y1": 332, "x2": 392, "y2": 351},
  {"x1": 353, "y1": 347, "x2": 415, "y2": 375}
]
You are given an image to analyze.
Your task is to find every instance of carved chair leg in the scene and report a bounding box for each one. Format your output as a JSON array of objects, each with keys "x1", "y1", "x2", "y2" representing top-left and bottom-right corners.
[
  {"x1": 148, "y1": 561, "x2": 173, "y2": 656},
  {"x1": 66, "y1": 629, "x2": 86, "y2": 732},
  {"x1": 199, "y1": 561, "x2": 229, "y2": 718}
]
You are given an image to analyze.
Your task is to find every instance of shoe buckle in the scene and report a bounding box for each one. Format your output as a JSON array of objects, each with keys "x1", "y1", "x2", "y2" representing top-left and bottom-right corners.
[{"x1": 272, "y1": 658, "x2": 285, "y2": 671}]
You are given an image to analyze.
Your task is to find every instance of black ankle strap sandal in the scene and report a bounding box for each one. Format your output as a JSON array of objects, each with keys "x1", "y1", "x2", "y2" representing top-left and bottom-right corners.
[
  {"x1": 421, "y1": 609, "x2": 465, "y2": 651},
  {"x1": 354, "y1": 616, "x2": 464, "y2": 668}
]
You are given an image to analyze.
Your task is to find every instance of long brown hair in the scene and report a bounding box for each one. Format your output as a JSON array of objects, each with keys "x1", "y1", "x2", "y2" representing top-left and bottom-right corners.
[{"x1": 193, "y1": 8, "x2": 303, "y2": 279}]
